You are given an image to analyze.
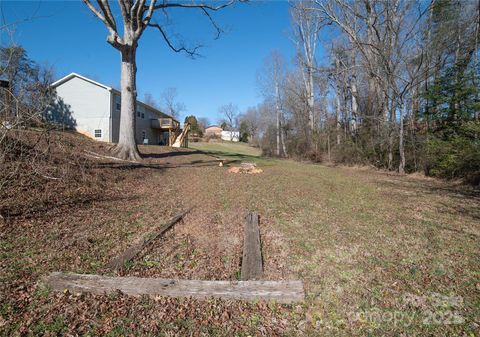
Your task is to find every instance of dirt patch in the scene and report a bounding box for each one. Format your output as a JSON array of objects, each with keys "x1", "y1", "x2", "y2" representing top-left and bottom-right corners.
[{"x1": 122, "y1": 209, "x2": 245, "y2": 280}]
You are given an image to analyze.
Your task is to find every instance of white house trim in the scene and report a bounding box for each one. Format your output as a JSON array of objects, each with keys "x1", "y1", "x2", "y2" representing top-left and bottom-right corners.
[{"x1": 51, "y1": 72, "x2": 113, "y2": 91}]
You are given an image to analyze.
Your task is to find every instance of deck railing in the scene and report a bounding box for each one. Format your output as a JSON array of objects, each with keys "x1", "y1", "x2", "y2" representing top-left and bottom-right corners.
[{"x1": 151, "y1": 118, "x2": 179, "y2": 129}]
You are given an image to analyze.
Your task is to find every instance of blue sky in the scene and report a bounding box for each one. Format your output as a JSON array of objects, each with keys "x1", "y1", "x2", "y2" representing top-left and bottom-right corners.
[{"x1": 1, "y1": 1, "x2": 325, "y2": 123}]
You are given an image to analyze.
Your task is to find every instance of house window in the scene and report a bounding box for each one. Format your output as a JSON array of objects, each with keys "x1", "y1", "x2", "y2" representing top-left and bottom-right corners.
[
  {"x1": 141, "y1": 113, "x2": 145, "y2": 119},
  {"x1": 137, "y1": 110, "x2": 140, "y2": 117},
  {"x1": 94, "y1": 129, "x2": 102, "y2": 138},
  {"x1": 116, "y1": 103, "x2": 121, "y2": 110},
  {"x1": 142, "y1": 131, "x2": 146, "y2": 140}
]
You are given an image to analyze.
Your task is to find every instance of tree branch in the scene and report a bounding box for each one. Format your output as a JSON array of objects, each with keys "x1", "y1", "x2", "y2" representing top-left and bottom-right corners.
[
  {"x1": 151, "y1": 1, "x2": 235, "y2": 11},
  {"x1": 83, "y1": 0, "x2": 110, "y2": 28},
  {"x1": 118, "y1": 0, "x2": 131, "y2": 27},
  {"x1": 83, "y1": 0, "x2": 123, "y2": 48},
  {"x1": 200, "y1": 7, "x2": 223, "y2": 39},
  {"x1": 135, "y1": 0, "x2": 157, "y2": 39},
  {"x1": 145, "y1": 1, "x2": 236, "y2": 56},
  {"x1": 98, "y1": 0, "x2": 117, "y2": 31},
  {"x1": 131, "y1": 0, "x2": 144, "y2": 21},
  {"x1": 148, "y1": 23, "x2": 202, "y2": 57}
]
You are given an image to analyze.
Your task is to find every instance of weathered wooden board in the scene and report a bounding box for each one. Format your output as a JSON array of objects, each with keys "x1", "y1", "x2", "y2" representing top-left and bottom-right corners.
[
  {"x1": 46, "y1": 272, "x2": 304, "y2": 303},
  {"x1": 241, "y1": 212, "x2": 263, "y2": 280},
  {"x1": 107, "y1": 208, "x2": 191, "y2": 270}
]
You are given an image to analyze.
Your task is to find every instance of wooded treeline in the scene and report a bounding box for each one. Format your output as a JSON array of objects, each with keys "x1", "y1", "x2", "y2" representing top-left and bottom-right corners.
[
  {"x1": 242, "y1": 0, "x2": 479, "y2": 183},
  {"x1": 0, "y1": 46, "x2": 55, "y2": 127}
]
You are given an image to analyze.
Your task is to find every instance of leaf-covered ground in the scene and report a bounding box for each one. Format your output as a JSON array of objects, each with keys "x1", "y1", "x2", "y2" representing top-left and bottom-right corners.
[{"x1": 1, "y1": 135, "x2": 479, "y2": 336}]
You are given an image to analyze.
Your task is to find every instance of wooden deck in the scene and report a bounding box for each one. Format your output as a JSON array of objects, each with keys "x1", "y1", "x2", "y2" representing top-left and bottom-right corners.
[{"x1": 151, "y1": 118, "x2": 179, "y2": 130}]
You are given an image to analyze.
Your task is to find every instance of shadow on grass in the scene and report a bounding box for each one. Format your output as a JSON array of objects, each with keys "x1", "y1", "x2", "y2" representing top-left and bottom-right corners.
[
  {"x1": 94, "y1": 158, "x2": 241, "y2": 171},
  {"x1": 140, "y1": 144, "x2": 270, "y2": 165},
  {"x1": 193, "y1": 148, "x2": 270, "y2": 163},
  {"x1": 141, "y1": 150, "x2": 203, "y2": 159}
]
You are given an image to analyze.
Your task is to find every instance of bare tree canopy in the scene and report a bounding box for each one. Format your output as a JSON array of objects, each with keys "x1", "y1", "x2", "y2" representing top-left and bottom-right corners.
[
  {"x1": 218, "y1": 102, "x2": 240, "y2": 141},
  {"x1": 257, "y1": 50, "x2": 288, "y2": 156},
  {"x1": 143, "y1": 92, "x2": 159, "y2": 109},
  {"x1": 160, "y1": 87, "x2": 186, "y2": 120},
  {"x1": 197, "y1": 117, "x2": 210, "y2": 131},
  {"x1": 219, "y1": 102, "x2": 239, "y2": 131},
  {"x1": 237, "y1": 0, "x2": 480, "y2": 182},
  {"x1": 290, "y1": 0, "x2": 323, "y2": 134}
]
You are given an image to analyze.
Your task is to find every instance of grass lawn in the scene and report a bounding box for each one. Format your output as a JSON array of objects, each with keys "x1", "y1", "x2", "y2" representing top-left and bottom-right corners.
[
  {"x1": 1, "y1": 134, "x2": 479, "y2": 336},
  {"x1": 185, "y1": 141, "x2": 480, "y2": 336},
  {"x1": 190, "y1": 141, "x2": 262, "y2": 157}
]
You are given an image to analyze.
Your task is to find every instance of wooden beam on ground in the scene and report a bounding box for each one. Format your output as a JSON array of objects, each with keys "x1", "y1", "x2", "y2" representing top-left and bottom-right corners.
[
  {"x1": 241, "y1": 211, "x2": 263, "y2": 280},
  {"x1": 107, "y1": 208, "x2": 191, "y2": 270},
  {"x1": 46, "y1": 272, "x2": 304, "y2": 303}
]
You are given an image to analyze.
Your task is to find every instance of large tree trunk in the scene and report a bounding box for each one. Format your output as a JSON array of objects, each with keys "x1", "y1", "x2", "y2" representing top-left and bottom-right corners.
[
  {"x1": 387, "y1": 97, "x2": 396, "y2": 170},
  {"x1": 307, "y1": 67, "x2": 315, "y2": 132},
  {"x1": 365, "y1": 1, "x2": 380, "y2": 128},
  {"x1": 275, "y1": 83, "x2": 281, "y2": 156},
  {"x1": 281, "y1": 126, "x2": 288, "y2": 157},
  {"x1": 327, "y1": 133, "x2": 331, "y2": 162},
  {"x1": 349, "y1": 48, "x2": 358, "y2": 134},
  {"x1": 410, "y1": 87, "x2": 418, "y2": 171},
  {"x1": 335, "y1": 57, "x2": 342, "y2": 145},
  {"x1": 350, "y1": 73, "x2": 358, "y2": 133},
  {"x1": 336, "y1": 92, "x2": 341, "y2": 145},
  {"x1": 112, "y1": 46, "x2": 141, "y2": 161},
  {"x1": 398, "y1": 103, "x2": 406, "y2": 174}
]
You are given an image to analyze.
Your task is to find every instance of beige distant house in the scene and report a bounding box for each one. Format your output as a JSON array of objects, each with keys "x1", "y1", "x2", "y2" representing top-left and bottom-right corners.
[{"x1": 204, "y1": 125, "x2": 222, "y2": 138}]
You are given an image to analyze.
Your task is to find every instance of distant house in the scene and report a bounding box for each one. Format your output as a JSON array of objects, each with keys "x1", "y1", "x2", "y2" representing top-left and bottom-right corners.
[
  {"x1": 204, "y1": 125, "x2": 223, "y2": 138},
  {"x1": 48, "y1": 73, "x2": 184, "y2": 146},
  {"x1": 221, "y1": 130, "x2": 240, "y2": 142}
]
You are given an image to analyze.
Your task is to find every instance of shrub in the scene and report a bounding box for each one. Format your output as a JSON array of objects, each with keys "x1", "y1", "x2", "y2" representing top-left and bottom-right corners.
[{"x1": 425, "y1": 121, "x2": 480, "y2": 184}]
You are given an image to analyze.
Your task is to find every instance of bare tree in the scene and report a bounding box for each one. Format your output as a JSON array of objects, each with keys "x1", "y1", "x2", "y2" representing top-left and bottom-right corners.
[
  {"x1": 330, "y1": 48, "x2": 349, "y2": 145},
  {"x1": 290, "y1": 0, "x2": 322, "y2": 136},
  {"x1": 197, "y1": 117, "x2": 210, "y2": 132},
  {"x1": 315, "y1": 0, "x2": 432, "y2": 171},
  {"x1": 143, "y1": 92, "x2": 159, "y2": 109},
  {"x1": 160, "y1": 87, "x2": 185, "y2": 120},
  {"x1": 241, "y1": 107, "x2": 260, "y2": 143},
  {"x1": 219, "y1": 103, "x2": 238, "y2": 140},
  {"x1": 257, "y1": 50, "x2": 288, "y2": 156},
  {"x1": 243, "y1": 0, "x2": 478, "y2": 181},
  {"x1": 82, "y1": 0, "x2": 234, "y2": 160}
]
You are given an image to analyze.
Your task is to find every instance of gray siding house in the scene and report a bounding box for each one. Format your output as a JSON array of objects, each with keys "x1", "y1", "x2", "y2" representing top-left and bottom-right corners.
[{"x1": 49, "y1": 73, "x2": 180, "y2": 145}]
